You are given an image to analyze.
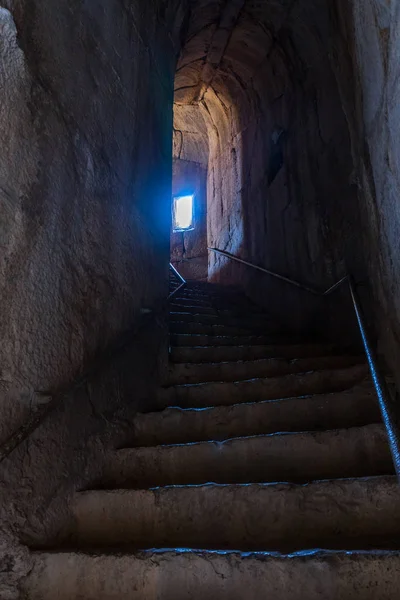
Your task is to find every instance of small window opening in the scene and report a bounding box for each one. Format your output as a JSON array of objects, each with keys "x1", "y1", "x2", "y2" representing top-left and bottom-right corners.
[{"x1": 173, "y1": 194, "x2": 194, "y2": 232}]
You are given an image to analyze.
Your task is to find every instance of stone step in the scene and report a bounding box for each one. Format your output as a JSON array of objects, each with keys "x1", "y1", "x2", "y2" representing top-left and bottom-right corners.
[
  {"x1": 167, "y1": 355, "x2": 365, "y2": 385},
  {"x1": 159, "y1": 364, "x2": 369, "y2": 409},
  {"x1": 169, "y1": 321, "x2": 260, "y2": 336},
  {"x1": 25, "y1": 549, "x2": 400, "y2": 600},
  {"x1": 176, "y1": 288, "x2": 242, "y2": 298},
  {"x1": 170, "y1": 343, "x2": 342, "y2": 363},
  {"x1": 100, "y1": 424, "x2": 392, "y2": 488},
  {"x1": 177, "y1": 293, "x2": 251, "y2": 305},
  {"x1": 170, "y1": 297, "x2": 214, "y2": 308},
  {"x1": 170, "y1": 304, "x2": 273, "y2": 321},
  {"x1": 169, "y1": 311, "x2": 275, "y2": 327},
  {"x1": 65, "y1": 476, "x2": 399, "y2": 551},
  {"x1": 185, "y1": 283, "x2": 241, "y2": 293},
  {"x1": 170, "y1": 303, "x2": 218, "y2": 314},
  {"x1": 170, "y1": 301, "x2": 274, "y2": 319},
  {"x1": 173, "y1": 294, "x2": 240, "y2": 304},
  {"x1": 129, "y1": 383, "x2": 380, "y2": 446},
  {"x1": 170, "y1": 333, "x2": 295, "y2": 347},
  {"x1": 173, "y1": 294, "x2": 255, "y2": 309}
]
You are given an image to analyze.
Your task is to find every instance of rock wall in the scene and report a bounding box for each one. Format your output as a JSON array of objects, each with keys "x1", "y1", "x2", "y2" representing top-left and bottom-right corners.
[
  {"x1": 0, "y1": 1, "x2": 187, "y2": 594},
  {"x1": 331, "y1": 0, "x2": 400, "y2": 384},
  {"x1": 0, "y1": 0, "x2": 186, "y2": 446}
]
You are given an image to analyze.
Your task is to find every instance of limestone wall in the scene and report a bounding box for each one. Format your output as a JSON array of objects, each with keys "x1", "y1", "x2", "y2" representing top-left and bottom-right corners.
[
  {"x1": 0, "y1": 2, "x2": 187, "y2": 593},
  {"x1": 332, "y1": 0, "x2": 400, "y2": 385},
  {"x1": 0, "y1": 0, "x2": 186, "y2": 446}
]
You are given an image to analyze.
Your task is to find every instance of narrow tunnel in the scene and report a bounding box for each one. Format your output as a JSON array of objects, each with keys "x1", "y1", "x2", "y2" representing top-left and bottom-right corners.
[{"x1": 170, "y1": 0, "x2": 362, "y2": 341}]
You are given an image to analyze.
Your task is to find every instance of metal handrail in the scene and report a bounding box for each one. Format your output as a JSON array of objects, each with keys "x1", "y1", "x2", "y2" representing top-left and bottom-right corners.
[
  {"x1": 208, "y1": 247, "x2": 347, "y2": 295},
  {"x1": 348, "y1": 277, "x2": 400, "y2": 478},
  {"x1": 169, "y1": 262, "x2": 186, "y2": 299},
  {"x1": 208, "y1": 247, "x2": 400, "y2": 478}
]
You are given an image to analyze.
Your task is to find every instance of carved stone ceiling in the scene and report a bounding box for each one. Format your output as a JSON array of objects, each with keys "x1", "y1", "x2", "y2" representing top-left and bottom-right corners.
[{"x1": 174, "y1": 0, "x2": 294, "y2": 106}]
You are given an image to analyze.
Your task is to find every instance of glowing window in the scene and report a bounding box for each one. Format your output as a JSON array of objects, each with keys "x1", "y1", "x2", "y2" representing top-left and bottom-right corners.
[{"x1": 173, "y1": 194, "x2": 194, "y2": 232}]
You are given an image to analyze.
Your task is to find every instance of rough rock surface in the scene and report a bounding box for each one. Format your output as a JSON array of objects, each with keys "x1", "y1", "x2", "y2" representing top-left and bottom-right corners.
[
  {"x1": 331, "y1": 0, "x2": 400, "y2": 390},
  {"x1": 1, "y1": 0, "x2": 400, "y2": 596},
  {"x1": 0, "y1": 0, "x2": 186, "y2": 446},
  {"x1": 0, "y1": 0, "x2": 187, "y2": 597}
]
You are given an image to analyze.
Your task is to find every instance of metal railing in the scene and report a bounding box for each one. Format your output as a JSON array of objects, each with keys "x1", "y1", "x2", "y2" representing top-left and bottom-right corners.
[
  {"x1": 169, "y1": 262, "x2": 186, "y2": 299},
  {"x1": 209, "y1": 247, "x2": 400, "y2": 478},
  {"x1": 208, "y1": 247, "x2": 347, "y2": 296}
]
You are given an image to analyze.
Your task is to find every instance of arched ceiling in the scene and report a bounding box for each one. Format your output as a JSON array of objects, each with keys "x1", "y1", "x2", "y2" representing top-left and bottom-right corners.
[
  {"x1": 173, "y1": 0, "x2": 334, "y2": 163},
  {"x1": 174, "y1": 0, "x2": 299, "y2": 106}
]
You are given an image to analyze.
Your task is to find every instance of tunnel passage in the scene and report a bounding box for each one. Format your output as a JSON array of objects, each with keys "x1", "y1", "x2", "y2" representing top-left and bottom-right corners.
[{"x1": 171, "y1": 0, "x2": 361, "y2": 337}]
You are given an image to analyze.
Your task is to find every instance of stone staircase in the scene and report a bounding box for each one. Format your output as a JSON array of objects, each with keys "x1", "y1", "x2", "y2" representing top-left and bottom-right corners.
[{"x1": 23, "y1": 282, "x2": 400, "y2": 599}]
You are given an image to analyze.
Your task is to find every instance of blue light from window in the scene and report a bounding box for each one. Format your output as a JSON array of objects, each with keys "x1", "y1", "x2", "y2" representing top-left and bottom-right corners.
[{"x1": 173, "y1": 194, "x2": 194, "y2": 231}]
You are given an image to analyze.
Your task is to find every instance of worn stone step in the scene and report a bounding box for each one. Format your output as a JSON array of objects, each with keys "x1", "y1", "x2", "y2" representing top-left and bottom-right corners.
[
  {"x1": 66, "y1": 476, "x2": 399, "y2": 551},
  {"x1": 173, "y1": 294, "x2": 237, "y2": 304},
  {"x1": 101, "y1": 424, "x2": 392, "y2": 488},
  {"x1": 169, "y1": 321, "x2": 259, "y2": 336},
  {"x1": 185, "y1": 283, "x2": 241, "y2": 293},
  {"x1": 169, "y1": 305, "x2": 272, "y2": 321},
  {"x1": 170, "y1": 333, "x2": 294, "y2": 347},
  {"x1": 130, "y1": 383, "x2": 380, "y2": 446},
  {"x1": 173, "y1": 294, "x2": 255, "y2": 309},
  {"x1": 170, "y1": 311, "x2": 221, "y2": 323},
  {"x1": 176, "y1": 288, "x2": 242, "y2": 298},
  {"x1": 173, "y1": 296, "x2": 214, "y2": 308},
  {"x1": 170, "y1": 303, "x2": 219, "y2": 315},
  {"x1": 173, "y1": 296, "x2": 215, "y2": 305},
  {"x1": 175, "y1": 294, "x2": 233, "y2": 302},
  {"x1": 25, "y1": 549, "x2": 400, "y2": 600},
  {"x1": 159, "y1": 364, "x2": 369, "y2": 409},
  {"x1": 170, "y1": 343, "x2": 341, "y2": 363},
  {"x1": 169, "y1": 311, "x2": 275, "y2": 327},
  {"x1": 170, "y1": 298, "x2": 214, "y2": 309},
  {"x1": 167, "y1": 355, "x2": 365, "y2": 385},
  {"x1": 170, "y1": 315, "x2": 281, "y2": 335}
]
